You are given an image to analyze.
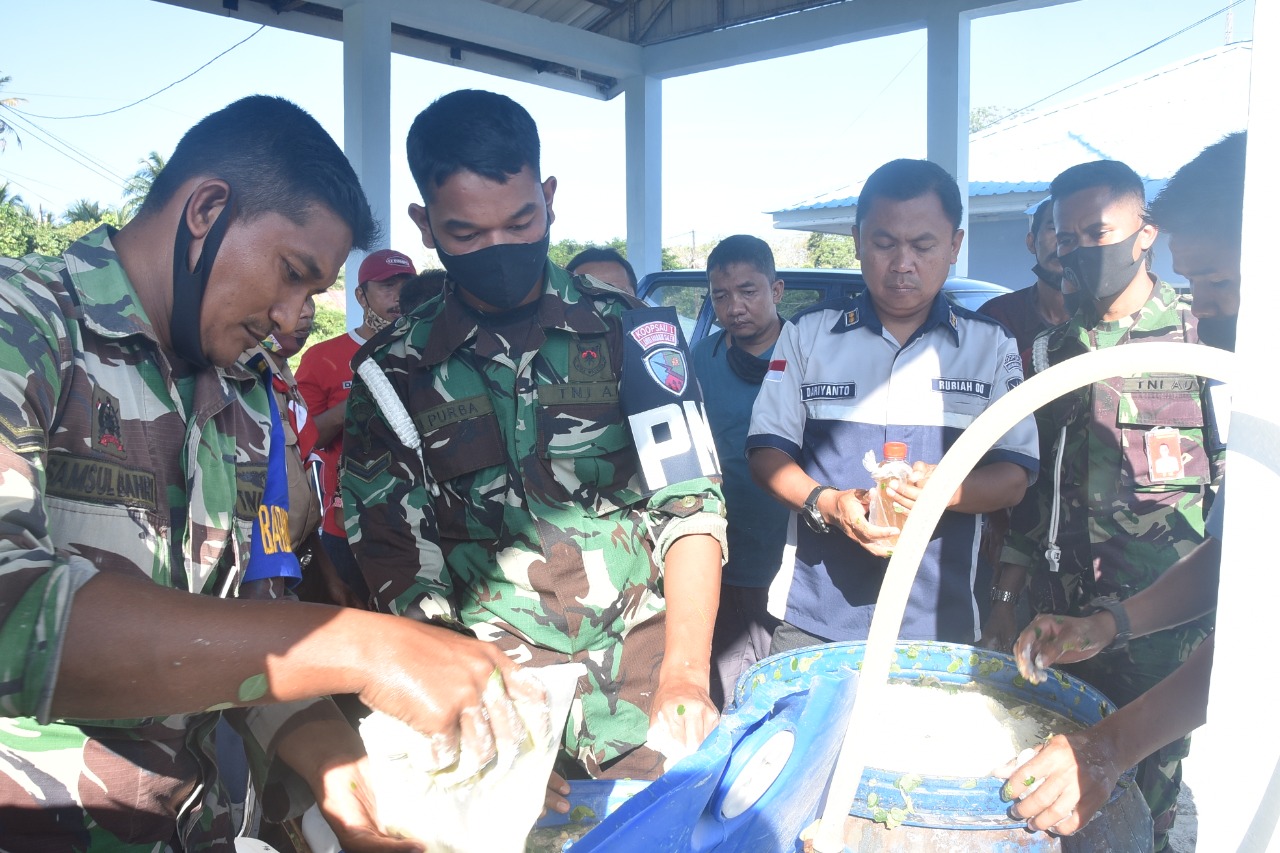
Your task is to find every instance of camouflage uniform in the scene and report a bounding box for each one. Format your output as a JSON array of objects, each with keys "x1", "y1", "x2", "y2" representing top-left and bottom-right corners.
[
  {"x1": 1002, "y1": 278, "x2": 1222, "y2": 849},
  {"x1": 342, "y1": 263, "x2": 726, "y2": 777},
  {"x1": 0, "y1": 228, "x2": 331, "y2": 851}
]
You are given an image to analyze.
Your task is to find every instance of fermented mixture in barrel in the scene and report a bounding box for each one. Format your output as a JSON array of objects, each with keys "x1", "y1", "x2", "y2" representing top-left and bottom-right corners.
[{"x1": 862, "y1": 681, "x2": 1080, "y2": 777}]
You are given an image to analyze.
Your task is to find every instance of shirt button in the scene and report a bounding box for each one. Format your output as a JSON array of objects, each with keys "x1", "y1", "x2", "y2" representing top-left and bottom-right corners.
[{"x1": 681, "y1": 496, "x2": 698, "y2": 508}]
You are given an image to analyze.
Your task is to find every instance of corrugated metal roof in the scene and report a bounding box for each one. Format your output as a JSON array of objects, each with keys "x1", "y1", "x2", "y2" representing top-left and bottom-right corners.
[
  {"x1": 478, "y1": 0, "x2": 853, "y2": 46},
  {"x1": 777, "y1": 42, "x2": 1252, "y2": 214}
]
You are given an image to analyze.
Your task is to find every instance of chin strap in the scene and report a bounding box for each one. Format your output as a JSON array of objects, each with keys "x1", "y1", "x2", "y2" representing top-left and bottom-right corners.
[{"x1": 171, "y1": 192, "x2": 233, "y2": 369}]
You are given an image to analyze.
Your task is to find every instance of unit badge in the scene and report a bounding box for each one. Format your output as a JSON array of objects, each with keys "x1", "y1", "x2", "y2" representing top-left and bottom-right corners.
[
  {"x1": 644, "y1": 347, "x2": 688, "y2": 395},
  {"x1": 92, "y1": 387, "x2": 125, "y2": 458}
]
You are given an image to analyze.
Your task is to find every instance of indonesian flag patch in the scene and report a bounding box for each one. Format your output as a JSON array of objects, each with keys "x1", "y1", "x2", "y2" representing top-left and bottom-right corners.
[{"x1": 765, "y1": 359, "x2": 787, "y2": 382}]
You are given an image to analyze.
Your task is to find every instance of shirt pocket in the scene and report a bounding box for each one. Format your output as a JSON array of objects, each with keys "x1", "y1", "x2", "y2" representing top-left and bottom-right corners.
[
  {"x1": 416, "y1": 394, "x2": 508, "y2": 540},
  {"x1": 534, "y1": 385, "x2": 639, "y2": 516},
  {"x1": 1116, "y1": 384, "x2": 1210, "y2": 490}
]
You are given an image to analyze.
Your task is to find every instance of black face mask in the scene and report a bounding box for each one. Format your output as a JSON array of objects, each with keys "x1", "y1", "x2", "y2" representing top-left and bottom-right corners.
[
  {"x1": 1033, "y1": 263, "x2": 1064, "y2": 291},
  {"x1": 1197, "y1": 315, "x2": 1238, "y2": 351},
  {"x1": 1059, "y1": 228, "x2": 1147, "y2": 304},
  {"x1": 1062, "y1": 289, "x2": 1083, "y2": 318},
  {"x1": 433, "y1": 222, "x2": 551, "y2": 312},
  {"x1": 171, "y1": 191, "x2": 233, "y2": 369}
]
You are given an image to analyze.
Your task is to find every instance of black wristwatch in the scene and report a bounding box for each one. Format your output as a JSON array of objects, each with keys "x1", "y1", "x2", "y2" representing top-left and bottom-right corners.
[
  {"x1": 803, "y1": 485, "x2": 836, "y2": 534},
  {"x1": 1088, "y1": 595, "x2": 1132, "y2": 653}
]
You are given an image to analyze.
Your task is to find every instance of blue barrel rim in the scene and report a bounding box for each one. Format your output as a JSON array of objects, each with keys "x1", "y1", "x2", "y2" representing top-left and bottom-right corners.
[{"x1": 735, "y1": 640, "x2": 1140, "y2": 831}]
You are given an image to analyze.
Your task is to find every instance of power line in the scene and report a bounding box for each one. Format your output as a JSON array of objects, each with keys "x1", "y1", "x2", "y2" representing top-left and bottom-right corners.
[
  {"x1": 10, "y1": 25, "x2": 266, "y2": 121},
  {"x1": 0, "y1": 108, "x2": 127, "y2": 189},
  {"x1": 973, "y1": 0, "x2": 1247, "y2": 133}
]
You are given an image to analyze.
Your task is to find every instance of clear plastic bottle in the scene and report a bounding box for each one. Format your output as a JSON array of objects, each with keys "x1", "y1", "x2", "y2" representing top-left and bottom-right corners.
[{"x1": 867, "y1": 441, "x2": 912, "y2": 547}]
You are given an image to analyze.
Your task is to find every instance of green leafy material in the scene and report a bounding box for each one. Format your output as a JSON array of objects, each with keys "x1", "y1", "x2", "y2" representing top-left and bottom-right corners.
[{"x1": 570, "y1": 805, "x2": 596, "y2": 822}]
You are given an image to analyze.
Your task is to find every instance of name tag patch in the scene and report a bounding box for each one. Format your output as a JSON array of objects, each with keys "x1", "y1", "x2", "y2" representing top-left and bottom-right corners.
[
  {"x1": 801, "y1": 382, "x2": 856, "y2": 401},
  {"x1": 236, "y1": 463, "x2": 268, "y2": 520},
  {"x1": 46, "y1": 455, "x2": 158, "y2": 511},
  {"x1": 415, "y1": 394, "x2": 495, "y2": 433},
  {"x1": 537, "y1": 381, "x2": 619, "y2": 405},
  {"x1": 932, "y1": 378, "x2": 992, "y2": 398},
  {"x1": 1122, "y1": 374, "x2": 1199, "y2": 394}
]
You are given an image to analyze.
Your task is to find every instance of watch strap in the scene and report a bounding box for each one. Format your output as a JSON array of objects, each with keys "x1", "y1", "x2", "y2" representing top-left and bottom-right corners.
[{"x1": 1090, "y1": 595, "x2": 1132, "y2": 653}]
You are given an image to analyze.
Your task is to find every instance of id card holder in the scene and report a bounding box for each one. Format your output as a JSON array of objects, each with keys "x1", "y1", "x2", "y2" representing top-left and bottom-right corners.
[{"x1": 1145, "y1": 426, "x2": 1185, "y2": 482}]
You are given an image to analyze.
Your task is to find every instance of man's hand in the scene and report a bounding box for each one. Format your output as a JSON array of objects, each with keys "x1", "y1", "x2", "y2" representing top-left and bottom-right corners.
[
  {"x1": 542, "y1": 770, "x2": 571, "y2": 818},
  {"x1": 820, "y1": 488, "x2": 898, "y2": 557},
  {"x1": 649, "y1": 670, "x2": 719, "y2": 762},
  {"x1": 277, "y1": 718, "x2": 424, "y2": 852},
  {"x1": 882, "y1": 461, "x2": 937, "y2": 516},
  {"x1": 1013, "y1": 613, "x2": 1115, "y2": 684},
  {"x1": 995, "y1": 731, "x2": 1124, "y2": 836},
  {"x1": 979, "y1": 602, "x2": 1019, "y2": 653},
  {"x1": 351, "y1": 620, "x2": 548, "y2": 777}
]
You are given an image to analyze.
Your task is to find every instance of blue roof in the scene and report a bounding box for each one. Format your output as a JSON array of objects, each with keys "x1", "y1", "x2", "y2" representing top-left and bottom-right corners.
[{"x1": 777, "y1": 43, "x2": 1251, "y2": 214}]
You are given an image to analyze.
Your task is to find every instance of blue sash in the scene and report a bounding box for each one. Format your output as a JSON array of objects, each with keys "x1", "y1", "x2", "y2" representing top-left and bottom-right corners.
[{"x1": 244, "y1": 354, "x2": 302, "y2": 584}]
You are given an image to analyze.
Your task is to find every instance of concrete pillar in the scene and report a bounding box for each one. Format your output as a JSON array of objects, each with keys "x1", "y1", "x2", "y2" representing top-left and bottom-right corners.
[
  {"x1": 623, "y1": 75, "x2": 663, "y2": 280},
  {"x1": 1195, "y1": 0, "x2": 1280, "y2": 848},
  {"x1": 342, "y1": 0, "x2": 393, "y2": 329},
  {"x1": 925, "y1": 8, "x2": 971, "y2": 277}
]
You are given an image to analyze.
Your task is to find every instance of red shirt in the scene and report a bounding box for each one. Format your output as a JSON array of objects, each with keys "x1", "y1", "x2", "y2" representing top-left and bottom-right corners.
[{"x1": 296, "y1": 331, "x2": 364, "y2": 537}]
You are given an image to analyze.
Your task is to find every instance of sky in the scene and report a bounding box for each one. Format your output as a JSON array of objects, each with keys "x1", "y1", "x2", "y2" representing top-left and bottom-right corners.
[{"x1": 0, "y1": 0, "x2": 1255, "y2": 269}]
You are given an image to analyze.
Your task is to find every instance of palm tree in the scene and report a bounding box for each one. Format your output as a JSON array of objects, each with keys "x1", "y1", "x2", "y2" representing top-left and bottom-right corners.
[
  {"x1": 64, "y1": 199, "x2": 103, "y2": 224},
  {"x1": 121, "y1": 150, "x2": 167, "y2": 220},
  {"x1": 0, "y1": 74, "x2": 25, "y2": 152},
  {"x1": 0, "y1": 181, "x2": 25, "y2": 210}
]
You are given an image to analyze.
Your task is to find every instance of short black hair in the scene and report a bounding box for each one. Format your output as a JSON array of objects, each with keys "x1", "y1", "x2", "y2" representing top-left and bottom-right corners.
[
  {"x1": 855, "y1": 159, "x2": 963, "y2": 231},
  {"x1": 706, "y1": 234, "x2": 777, "y2": 282},
  {"x1": 399, "y1": 270, "x2": 449, "y2": 315},
  {"x1": 407, "y1": 89, "x2": 541, "y2": 201},
  {"x1": 1049, "y1": 159, "x2": 1146, "y2": 212},
  {"x1": 1030, "y1": 196, "x2": 1054, "y2": 236},
  {"x1": 566, "y1": 247, "x2": 638, "y2": 289},
  {"x1": 140, "y1": 95, "x2": 377, "y2": 250},
  {"x1": 1149, "y1": 132, "x2": 1247, "y2": 247}
]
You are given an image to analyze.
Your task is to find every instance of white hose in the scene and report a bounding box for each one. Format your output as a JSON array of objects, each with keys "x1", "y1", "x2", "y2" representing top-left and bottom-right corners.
[{"x1": 811, "y1": 341, "x2": 1236, "y2": 852}]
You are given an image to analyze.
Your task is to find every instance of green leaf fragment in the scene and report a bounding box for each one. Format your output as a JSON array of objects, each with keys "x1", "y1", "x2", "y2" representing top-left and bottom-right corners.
[
  {"x1": 677, "y1": 704, "x2": 686, "y2": 716},
  {"x1": 570, "y1": 805, "x2": 596, "y2": 822}
]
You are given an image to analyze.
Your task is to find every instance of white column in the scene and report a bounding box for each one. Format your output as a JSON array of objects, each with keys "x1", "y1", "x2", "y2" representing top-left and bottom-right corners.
[
  {"x1": 925, "y1": 8, "x2": 971, "y2": 277},
  {"x1": 1196, "y1": 1, "x2": 1280, "y2": 849},
  {"x1": 623, "y1": 75, "x2": 663, "y2": 280},
  {"x1": 342, "y1": 0, "x2": 393, "y2": 330}
]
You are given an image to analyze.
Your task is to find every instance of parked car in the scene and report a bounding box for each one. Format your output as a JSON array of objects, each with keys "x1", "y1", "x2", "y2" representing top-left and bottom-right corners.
[{"x1": 635, "y1": 268, "x2": 1011, "y2": 345}]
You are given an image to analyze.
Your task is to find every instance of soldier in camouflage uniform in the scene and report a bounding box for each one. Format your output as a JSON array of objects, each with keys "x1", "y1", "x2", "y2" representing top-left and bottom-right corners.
[
  {"x1": 342, "y1": 90, "x2": 727, "y2": 791},
  {"x1": 0, "y1": 96, "x2": 537, "y2": 851},
  {"x1": 998, "y1": 160, "x2": 1224, "y2": 850}
]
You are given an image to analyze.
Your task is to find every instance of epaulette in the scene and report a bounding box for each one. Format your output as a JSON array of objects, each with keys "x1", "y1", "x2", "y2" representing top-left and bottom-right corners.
[
  {"x1": 573, "y1": 271, "x2": 646, "y2": 309},
  {"x1": 792, "y1": 294, "x2": 853, "y2": 323}
]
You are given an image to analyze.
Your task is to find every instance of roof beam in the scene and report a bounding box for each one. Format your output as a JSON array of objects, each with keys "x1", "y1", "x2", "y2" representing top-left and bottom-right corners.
[
  {"x1": 641, "y1": 0, "x2": 1078, "y2": 79},
  {"x1": 383, "y1": 0, "x2": 642, "y2": 80}
]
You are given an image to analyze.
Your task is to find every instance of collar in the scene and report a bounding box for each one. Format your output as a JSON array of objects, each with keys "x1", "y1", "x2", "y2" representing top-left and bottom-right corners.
[
  {"x1": 64, "y1": 226, "x2": 160, "y2": 344},
  {"x1": 831, "y1": 288, "x2": 960, "y2": 346},
  {"x1": 64, "y1": 228, "x2": 256, "y2": 388},
  {"x1": 710, "y1": 315, "x2": 786, "y2": 357},
  {"x1": 419, "y1": 261, "x2": 610, "y2": 367}
]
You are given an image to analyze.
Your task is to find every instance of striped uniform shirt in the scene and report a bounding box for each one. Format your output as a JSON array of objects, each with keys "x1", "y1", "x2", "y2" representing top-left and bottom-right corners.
[{"x1": 746, "y1": 290, "x2": 1038, "y2": 643}]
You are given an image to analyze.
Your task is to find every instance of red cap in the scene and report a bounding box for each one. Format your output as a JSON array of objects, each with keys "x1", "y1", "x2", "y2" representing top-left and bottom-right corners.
[
  {"x1": 883, "y1": 441, "x2": 908, "y2": 460},
  {"x1": 358, "y1": 249, "x2": 417, "y2": 284}
]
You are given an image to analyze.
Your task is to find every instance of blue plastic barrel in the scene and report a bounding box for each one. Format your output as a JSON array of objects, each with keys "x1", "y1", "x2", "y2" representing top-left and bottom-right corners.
[{"x1": 736, "y1": 641, "x2": 1153, "y2": 853}]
